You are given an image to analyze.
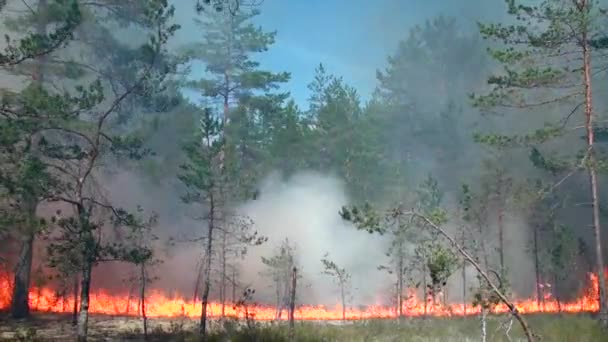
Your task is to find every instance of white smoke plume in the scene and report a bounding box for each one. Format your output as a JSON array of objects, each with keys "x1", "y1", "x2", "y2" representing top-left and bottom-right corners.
[{"x1": 237, "y1": 171, "x2": 389, "y2": 306}]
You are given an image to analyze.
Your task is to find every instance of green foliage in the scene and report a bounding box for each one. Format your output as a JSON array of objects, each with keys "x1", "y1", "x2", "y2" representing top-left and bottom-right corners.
[
  {"x1": 183, "y1": 6, "x2": 291, "y2": 201},
  {"x1": 261, "y1": 238, "x2": 300, "y2": 310},
  {"x1": 0, "y1": 0, "x2": 81, "y2": 66},
  {"x1": 529, "y1": 147, "x2": 573, "y2": 175},
  {"x1": 320, "y1": 253, "x2": 350, "y2": 285},
  {"x1": 178, "y1": 107, "x2": 224, "y2": 203},
  {"x1": 471, "y1": 0, "x2": 603, "y2": 177},
  {"x1": 473, "y1": 126, "x2": 564, "y2": 149},
  {"x1": 339, "y1": 202, "x2": 383, "y2": 234},
  {"x1": 425, "y1": 244, "x2": 459, "y2": 289}
]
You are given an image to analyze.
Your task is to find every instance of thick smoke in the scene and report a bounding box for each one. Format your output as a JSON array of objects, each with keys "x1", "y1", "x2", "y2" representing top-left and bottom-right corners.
[
  {"x1": 94, "y1": 169, "x2": 391, "y2": 307},
  {"x1": 237, "y1": 171, "x2": 389, "y2": 306}
]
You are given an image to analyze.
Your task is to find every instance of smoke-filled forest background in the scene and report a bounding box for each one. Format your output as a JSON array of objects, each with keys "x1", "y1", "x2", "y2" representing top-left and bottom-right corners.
[{"x1": 2, "y1": 0, "x2": 608, "y2": 340}]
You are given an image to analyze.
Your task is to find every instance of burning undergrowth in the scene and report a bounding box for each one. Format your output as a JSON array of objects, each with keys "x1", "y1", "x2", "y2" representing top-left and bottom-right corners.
[
  {"x1": 0, "y1": 172, "x2": 603, "y2": 322},
  {"x1": 0, "y1": 270, "x2": 602, "y2": 320}
]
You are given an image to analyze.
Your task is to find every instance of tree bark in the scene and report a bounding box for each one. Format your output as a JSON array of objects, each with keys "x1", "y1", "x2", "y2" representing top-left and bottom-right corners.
[
  {"x1": 422, "y1": 262, "x2": 428, "y2": 318},
  {"x1": 72, "y1": 275, "x2": 79, "y2": 326},
  {"x1": 581, "y1": 15, "x2": 608, "y2": 327},
  {"x1": 397, "y1": 240, "x2": 404, "y2": 321},
  {"x1": 554, "y1": 273, "x2": 561, "y2": 314},
  {"x1": 220, "y1": 229, "x2": 227, "y2": 321},
  {"x1": 231, "y1": 267, "x2": 236, "y2": 303},
  {"x1": 481, "y1": 307, "x2": 487, "y2": 342},
  {"x1": 497, "y1": 175, "x2": 506, "y2": 277},
  {"x1": 288, "y1": 266, "x2": 297, "y2": 342},
  {"x1": 140, "y1": 263, "x2": 148, "y2": 340},
  {"x1": 340, "y1": 282, "x2": 346, "y2": 321},
  {"x1": 532, "y1": 224, "x2": 543, "y2": 311},
  {"x1": 274, "y1": 279, "x2": 281, "y2": 320},
  {"x1": 76, "y1": 261, "x2": 92, "y2": 342},
  {"x1": 10, "y1": 230, "x2": 34, "y2": 319},
  {"x1": 199, "y1": 193, "x2": 215, "y2": 341},
  {"x1": 10, "y1": 0, "x2": 48, "y2": 318},
  {"x1": 462, "y1": 230, "x2": 467, "y2": 315}
]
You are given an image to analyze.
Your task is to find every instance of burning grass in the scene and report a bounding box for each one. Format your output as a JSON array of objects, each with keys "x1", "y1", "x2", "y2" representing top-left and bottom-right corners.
[
  {"x1": 0, "y1": 312, "x2": 607, "y2": 341},
  {"x1": 0, "y1": 272, "x2": 601, "y2": 321}
]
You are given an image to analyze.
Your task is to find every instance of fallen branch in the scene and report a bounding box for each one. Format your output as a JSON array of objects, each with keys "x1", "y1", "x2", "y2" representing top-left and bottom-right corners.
[{"x1": 410, "y1": 212, "x2": 535, "y2": 342}]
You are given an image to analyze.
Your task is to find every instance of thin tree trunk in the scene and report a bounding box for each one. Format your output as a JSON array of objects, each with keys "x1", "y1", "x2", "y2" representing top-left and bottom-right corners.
[
  {"x1": 231, "y1": 268, "x2": 236, "y2": 303},
  {"x1": 481, "y1": 307, "x2": 487, "y2": 342},
  {"x1": 274, "y1": 279, "x2": 281, "y2": 320},
  {"x1": 199, "y1": 193, "x2": 215, "y2": 341},
  {"x1": 462, "y1": 230, "x2": 467, "y2": 315},
  {"x1": 462, "y1": 261, "x2": 467, "y2": 315},
  {"x1": 220, "y1": 230, "x2": 227, "y2": 321},
  {"x1": 77, "y1": 261, "x2": 92, "y2": 342},
  {"x1": 478, "y1": 223, "x2": 490, "y2": 270},
  {"x1": 140, "y1": 263, "x2": 148, "y2": 340},
  {"x1": 497, "y1": 178, "x2": 506, "y2": 277},
  {"x1": 581, "y1": 19, "x2": 608, "y2": 327},
  {"x1": 397, "y1": 245, "x2": 404, "y2": 321},
  {"x1": 72, "y1": 275, "x2": 79, "y2": 326},
  {"x1": 554, "y1": 273, "x2": 561, "y2": 314},
  {"x1": 126, "y1": 274, "x2": 135, "y2": 315},
  {"x1": 193, "y1": 260, "x2": 203, "y2": 303},
  {"x1": 414, "y1": 213, "x2": 535, "y2": 342},
  {"x1": 422, "y1": 262, "x2": 428, "y2": 318},
  {"x1": 533, "y1": 224, "x2": 542, "y2": 311},
  {"x1": 340, "y1": 284, "x2": 346, "y2": 322},
  {"x1": 288, "y1": 267, "x2": 297, "y2": 342}
]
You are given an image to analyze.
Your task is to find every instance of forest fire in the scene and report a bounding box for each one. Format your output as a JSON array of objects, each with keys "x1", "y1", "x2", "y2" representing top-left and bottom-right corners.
[{"x1": 0, "y1": 273, "x2": 600, "y2": 321}]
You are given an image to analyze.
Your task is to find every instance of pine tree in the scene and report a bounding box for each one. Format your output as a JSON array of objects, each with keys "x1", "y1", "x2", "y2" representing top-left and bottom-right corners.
[
  {"x1": 185, "y1": 6, "x2": 289, "y2": 194},
  {"x1": 373, "y1": 15, "x2": 488, "y2": 188},
  {"x1": 183, "y1": 8, "x2": 286, "y2": 330},
  {"x1": 179, "y1": 106, "x2": 224, "y2": 338},
  {"x1": 305, "y1": 65, "x2": 386, "y2": 201},
  {"x1": 472, "y1": 0, "x2": 608, "y2": 324},
  {"x1": 32, "y1": 2, "x2": 179, "y2": 339},
  {"x1": 0, "y1": 0, "x2": 82, "y2": 319},
  {"x1": 320, "y1": 253, "x2": 351, "y2": 321}
]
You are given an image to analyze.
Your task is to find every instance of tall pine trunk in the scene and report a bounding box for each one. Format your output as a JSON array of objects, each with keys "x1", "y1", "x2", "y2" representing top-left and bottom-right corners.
[
  {"x1": 288, "y1": 267, "x2": 296, "y2": 342},
  {"x1": 231, "y1": 268, "x2": 236, "y2": 303},
  {"x1": 581, "y1": 23, "x2": 608, "y2": 326},
  {"x1": 140, "y1": 263, "x2": 148, "y2": 340},
  {"x1": 199, "y1": 193, "x2": 215, "y2": 341},
  {"x1": 340, "y1": 283, "x2": 346, "y2": 321},
  {"x1": 497, "y1": 176, "x2": 506, "y2": 277},
  {"x1": 10, "y1": 226, "x2": 34, "y2": 319},
  {"x1": 76, "y1": 203, "x2": 94, "y2": 342},
  {"x1": 10, "y1": 0, "x2": 48, "y2": 318},
  {"x1": 422, "y1": 262, "x2": 427, "y2": 318},
  {"x1": 533, "y1": 224, "x2": 542, "y2": 311},
  {"x1": 397, "y1": 239, "x2": 404, "y2": 321},
  {"x1": 76, "y1": 260, "x2": 92, "y2": 342},
  {"x1": 461, "y1": 230, "x2": 467, "y2": 315},
  {"x1": 72, "y1": 275, "x2": 79, "y2": 326},
  {"x1": 220, "y1": 230, "x2": 227, "y2": 321}
]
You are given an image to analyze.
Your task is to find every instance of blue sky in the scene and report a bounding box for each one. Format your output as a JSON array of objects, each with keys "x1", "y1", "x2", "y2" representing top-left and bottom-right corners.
[{"x1": 174, "y1": 0, "x2": 504, "y2": 109}]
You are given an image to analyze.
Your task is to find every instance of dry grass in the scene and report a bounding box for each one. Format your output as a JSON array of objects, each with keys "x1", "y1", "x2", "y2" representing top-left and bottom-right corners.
[{"x1": 0, "y1": 312, "x2": 607, "y2": 341}]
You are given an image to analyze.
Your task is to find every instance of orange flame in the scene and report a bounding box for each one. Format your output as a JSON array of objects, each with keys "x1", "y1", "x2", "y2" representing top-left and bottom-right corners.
[{"x1": 0, "y1": 273, "x2": 600, "y2": 320}]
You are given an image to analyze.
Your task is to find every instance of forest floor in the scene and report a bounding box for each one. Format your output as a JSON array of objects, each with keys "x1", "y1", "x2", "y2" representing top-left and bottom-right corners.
[{"x1": 0, "y1": 312, "x2": 607, "y2": 341}]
